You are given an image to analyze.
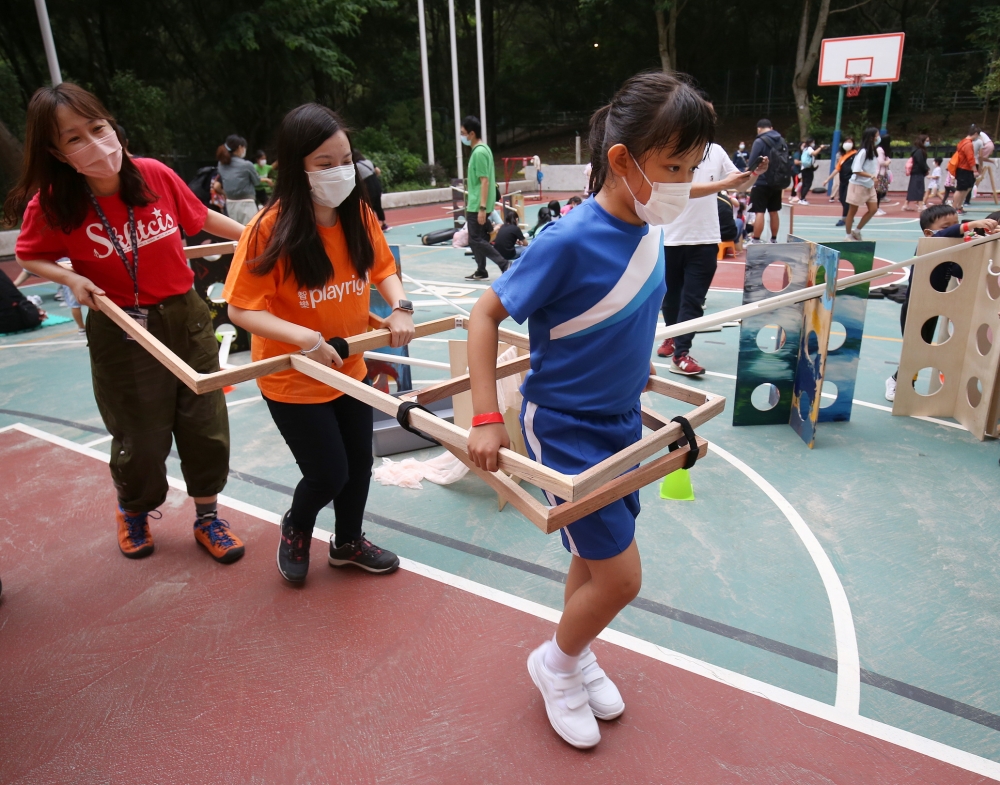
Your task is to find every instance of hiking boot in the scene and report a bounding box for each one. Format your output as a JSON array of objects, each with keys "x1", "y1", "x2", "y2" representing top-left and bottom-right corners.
[
  {"x1": 328, "y1": 533, "x2": 399, "y2": 574},
  {"x1": 277, "y1": 510, "x2": 310, "y2": 582},
  {"x1": 193, "y1": 515, "x2": 245, "y2": 564},
  {"x1": 656, "y1": 338, "x2": 675, "y2": 358},
  {"x1": 465, "y1": 270, "x2": 488, "y2": 280},
  {"x1": 116, "y1": 506, "x2": 157, "y2": 559},
  {"x1": 670, "y1": 352, "x2": 705, "y2": 376}
]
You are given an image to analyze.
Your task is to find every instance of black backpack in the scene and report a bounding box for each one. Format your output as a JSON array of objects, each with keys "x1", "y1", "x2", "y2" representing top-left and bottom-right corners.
[
  {"x1": 759, "y1": 133, "x2": 792, "y2": 189},
  {"x1": 188, "y1": 166, "x2": 218, "y2": 206}
]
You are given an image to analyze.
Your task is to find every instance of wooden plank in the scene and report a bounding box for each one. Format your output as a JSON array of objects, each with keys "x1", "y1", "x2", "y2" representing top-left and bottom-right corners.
[
  {"x1": 95, "y1": 295, "x2": 201, "y2": 392},
  {"x1": 193, "y1": 356, "x2": 293, "y2": 393},
  {"x1": 184, "y1": 241, "x2": 237, "y2": 260},
  {"x1": 644, "y1": 374, "x2": 711, "y2": 406},
  {"x1": 496, "y1": 327, "x2": 529, "y2": 350},
  {"x1": 547, "y1": 438, "x2": 709, "y2": 533},
  {"x1": 345, "y1": 316, "x2": 457, "y2": 355},
  {"x1": 447, "y1": 449, "x2": 550, "y2": 532},
  {"x1": 409, "y1": 354, "x2": 531, "y2": 405},
  {"x1": 569, "y1": 395, "x2": 723, "y2": 500},
  {"x1": 289, "y1": 355, "x2": 576, "y2": 499},
  {"x1": 640, "y1": 405, "x2": 671, "y2": 430}
]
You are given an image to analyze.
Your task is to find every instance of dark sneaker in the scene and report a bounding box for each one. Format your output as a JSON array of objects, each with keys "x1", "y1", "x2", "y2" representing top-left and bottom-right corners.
[
  {"x1": 116, "y1": 506, "x2": 157, "y2": 559},
  {"x1": 276, "y1": 511, "x2": 310, "y2": 582},
  {"x1": 328, "y1": 533, "x2": 400, "y2": 574},
  {"x1": 656, "y1": 338, "x2": 675, "y2": 358},
  {"x1": 670, "y1": 352, "x2": 705, "y2": 376},
  {"x1": 465, "y1": 270, "x2": 489, "y2": 280},
  {"x1": 193, "y1": 515, "x2": 245, "y2": 564}
]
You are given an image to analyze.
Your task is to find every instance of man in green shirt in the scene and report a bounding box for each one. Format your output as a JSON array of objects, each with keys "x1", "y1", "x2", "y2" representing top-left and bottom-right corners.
[{"x1": 462, "y1": 115, "x2": 509, "y2": 280}]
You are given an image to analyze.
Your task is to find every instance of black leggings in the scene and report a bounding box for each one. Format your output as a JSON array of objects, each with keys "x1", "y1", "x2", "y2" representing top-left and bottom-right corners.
[
  {"x1": 661, "y1": 243, "x2": 718, "y2": 357},
  {"x1": 799, "y1": 168, "x2": 815, "y2": 200},
  {"x1": 265, "y1": 393, "x2": 373, "y2": 545}
]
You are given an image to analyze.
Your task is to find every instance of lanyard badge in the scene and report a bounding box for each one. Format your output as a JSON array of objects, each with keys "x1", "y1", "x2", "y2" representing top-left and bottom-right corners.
[{"x1": 86, "y1": 189, "x2": 145, "y2": 340}]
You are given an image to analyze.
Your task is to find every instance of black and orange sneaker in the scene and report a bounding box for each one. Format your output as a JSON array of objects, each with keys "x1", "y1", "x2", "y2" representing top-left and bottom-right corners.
[
  {"x1": 276, "y1": 510, "x2": 310, "y2": 583},
  {"x1": 328, "y1": 533, "x2": 399, "y2": 574},
  {"x1": 193, "y1": 516, "x2": 245, "y2": 564},
  {"x1": 116, "y1": 506, "x2": 156, "y2": 559}
]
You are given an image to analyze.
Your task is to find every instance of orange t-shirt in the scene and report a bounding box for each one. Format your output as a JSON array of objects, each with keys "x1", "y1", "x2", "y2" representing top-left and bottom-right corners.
[{"x1": 222, "y1": 204, "x2": 397, "y2": 403}]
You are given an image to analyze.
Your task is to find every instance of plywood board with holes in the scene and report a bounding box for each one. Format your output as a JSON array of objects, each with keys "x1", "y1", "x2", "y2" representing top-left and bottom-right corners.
[
  {"x1": 733, "y1": 243, "x2": 812, "y2": 425},
  {"x1": 789, "y1": 244, "x2": 839, "y2": 448},
  {"x1": 893, "y1": 238, "x2": 979, "y2": 423}
]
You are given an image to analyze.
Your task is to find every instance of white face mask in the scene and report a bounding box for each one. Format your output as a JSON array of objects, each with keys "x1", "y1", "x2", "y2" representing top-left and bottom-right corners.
[
  {"x1": 307, "y1": 164, "x2": 356, "y2": 208},
  {"x1": 738, "y1": 144, "x2": 745, "y2": 151},
  {"x1": 843, "y1": 142, "x2": 854, "y2": 151},
  {"x1": 623, "y1": 154, "x2": 691, "y2": 226}
]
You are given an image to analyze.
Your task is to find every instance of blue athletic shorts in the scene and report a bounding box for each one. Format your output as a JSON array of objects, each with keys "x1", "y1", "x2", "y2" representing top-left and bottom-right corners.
[{"x1": 520, "y1": 399, "x2": 641, "y2": 560}]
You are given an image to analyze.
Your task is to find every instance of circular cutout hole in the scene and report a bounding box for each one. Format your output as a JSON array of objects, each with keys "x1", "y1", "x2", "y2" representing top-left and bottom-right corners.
[
  {"x1": 929, "y1": 262, "x2": 963, "y2": 292},
  {"x1": 828, "y1": 321, "x2": 846, "y2": 351},
  {"x1": 988, "y1": 269, "x2": 1000, "y2": 300},
  {"x1": 762, "y1": 262, "x2": 792, "y2": 293},
  {"x1": 967, "y1": 377, "x2": 983, "y2": 408},
  {"x1": 919, "y1": 316, "x2": 955, "y2": 345},
  {"x1": 912, "y1": 367, "x2": 944, "y2": 397},
  {"x1": 819, "y1": 380, "x2": 837, "y2": 408},
  {"x1": 806, "y1": 330, "x2": 819, "y2": 356},
  {"x1": 751, "y1": 383, "x2": 781, "y2": 411},
  {"x1": 976, "y1": 324, "x2": 993, "y2": 356},
  {"x1": 756, "y1": 324, "x2": 787, "y2": 353},
  {"x1": 837, "y1": 260, "x2": 855, "y2": 279},
  {"x1": 815, "y1": 266, "x2": 826, "y2": 286}
]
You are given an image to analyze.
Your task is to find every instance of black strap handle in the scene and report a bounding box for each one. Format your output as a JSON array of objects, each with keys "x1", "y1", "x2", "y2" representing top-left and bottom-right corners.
[
  {"x1": 396, "y1": 400, "x2": 440, "y2": 444},
  {"x1": 668, "y1": 415, "x2": 699, "y2": 470},
  {"x1": 327, "y1": 336, "x2": 350, "y2": 359}
]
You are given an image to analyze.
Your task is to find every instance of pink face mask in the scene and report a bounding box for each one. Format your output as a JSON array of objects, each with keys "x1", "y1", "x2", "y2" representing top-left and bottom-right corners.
[{"x1": 62, "y1": 132, "x2": 123, "y2": 179}]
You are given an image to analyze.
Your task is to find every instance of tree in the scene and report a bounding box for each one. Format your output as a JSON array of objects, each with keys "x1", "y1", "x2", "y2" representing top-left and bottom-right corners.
[
  {"x1": 969, "y1": 6, "x2": 1000, "y2": 136},
  {"x1": 654, "y1": 0, "x2": 686, "y2": 73},
  {"x1": 791, "y1": 0, "x2": 872, "y2": 142}
]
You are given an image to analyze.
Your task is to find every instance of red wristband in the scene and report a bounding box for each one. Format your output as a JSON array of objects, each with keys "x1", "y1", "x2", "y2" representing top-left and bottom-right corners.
[{"x1": 471, "y1": 412, "x2": 505, "y2": 427}]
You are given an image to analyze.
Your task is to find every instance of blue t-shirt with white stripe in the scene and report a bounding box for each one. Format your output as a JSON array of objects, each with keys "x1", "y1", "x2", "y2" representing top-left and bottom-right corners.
[{"x1": 493, "y1": 197, "x2": 665, "y2": 415}]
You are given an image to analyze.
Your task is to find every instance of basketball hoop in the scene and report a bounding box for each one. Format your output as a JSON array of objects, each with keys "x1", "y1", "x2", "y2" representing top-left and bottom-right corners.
[{"x1": 846, "y1": 74, "x2": 865, "y2": 98}]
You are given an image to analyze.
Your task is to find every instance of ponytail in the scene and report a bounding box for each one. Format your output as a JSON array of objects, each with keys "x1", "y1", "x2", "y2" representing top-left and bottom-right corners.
[
  {"x1": 587, "y1": 71, "x2": 715, "y2": 196},
  {"x1": 216, "y1": 134, "x2": 247, "y2": 166}
]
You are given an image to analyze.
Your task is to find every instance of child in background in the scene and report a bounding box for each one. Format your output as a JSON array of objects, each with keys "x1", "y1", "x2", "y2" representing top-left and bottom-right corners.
[
  {"x1": 925, "y1": 157, "x2": 943, "y2": 204},
  {"x1": 884, "y1": 204, "x2": 999, "y2": 401},
  {"x1": 821, "y1": 137, "x2": 856, "y2": 227},
  {"x1": 548, "y1": 199, "x2": 562, "y2": 220},
  {"x1": 561, "y1": 195, "x2": 583, "y2": 215},
  {"x1": 466, "y1": 72, "x2": 714, "y2": 750},
  {"x1": 942, "y1": 166, "x2": 956, "y2": 207}
]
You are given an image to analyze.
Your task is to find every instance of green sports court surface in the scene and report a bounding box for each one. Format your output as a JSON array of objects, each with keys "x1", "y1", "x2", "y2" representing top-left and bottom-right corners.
[{"x1": 2, "y1": 196, "x2": 999, "y2": 779}]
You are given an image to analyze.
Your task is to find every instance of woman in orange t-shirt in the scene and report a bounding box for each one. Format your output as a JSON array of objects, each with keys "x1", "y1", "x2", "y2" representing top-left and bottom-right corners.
[{"x1": 224, "y1": 104, "x2": 414, "y2": 583}]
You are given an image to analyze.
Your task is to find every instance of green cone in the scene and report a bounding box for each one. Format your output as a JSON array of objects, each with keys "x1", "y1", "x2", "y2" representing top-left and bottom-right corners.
[{"x1": 660, "y1": 468, "x2": 695, "y2": 501}]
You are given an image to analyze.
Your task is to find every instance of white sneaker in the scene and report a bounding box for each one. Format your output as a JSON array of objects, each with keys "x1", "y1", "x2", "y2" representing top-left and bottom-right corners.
[
  {"x1": 875, "y1": 209, "x2": 886, "y2": 216},
  {"x1": 850, "y1": 229, "x2": 863, "y2": 241},
  {"x1": 885, "y1": 376, "x2": 896, "y2": 402},
  {"x1": 527, "y1": 642, "x2": 600, "y2": 749},
  {"x1": 799, "y1": 199, "x2": 810, "y2": 205},
  {"x1": 579, "y1": 648, "x2": 624, "y2": 720}
]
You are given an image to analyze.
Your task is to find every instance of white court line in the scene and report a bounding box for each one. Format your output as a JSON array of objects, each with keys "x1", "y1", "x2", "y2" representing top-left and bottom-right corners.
[
  {"x1": 81, "y1": 434, "x2": 113, "y2": 447},
  {"x1": 0, "y1": 340, "x2": 87, "y2": 349},
  {"x1": 226, "y1": 396, "x2": 261, "y2": 409},
  {"x1": 3, "y1": 420, "x2": 999, "y2": 781}
]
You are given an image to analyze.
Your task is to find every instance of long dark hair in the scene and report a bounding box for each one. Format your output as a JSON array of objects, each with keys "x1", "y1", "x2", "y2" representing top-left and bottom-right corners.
[
  {"x1": 248, "y1": 104, "x2": 374, "y2": 289},
  {"x1": 3, "y1": 83, "x2": 156, "y2": 231},
  {"x1": 588, "y1": 71, "x2": 715, "y2": 195},
  {"x1": 860, "y1": 127, "x2": 879, "y2": 161},
  {"x1": 216, "y1": 134, "x2": 246, "y2": 166}
]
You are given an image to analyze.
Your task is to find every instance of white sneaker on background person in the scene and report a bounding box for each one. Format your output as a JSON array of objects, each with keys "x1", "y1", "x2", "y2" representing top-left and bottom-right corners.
[
  {"x1": 885, "y1": 376, "x2": 896, "y2": 402},
  {"x1": 875, "y1": 209, "x2": 886, "y2": 216},
  {"x1": 527, "y1": 641, "x2": 600, "y2": 749},
  {"x1": 578, "y1": 647, "x2": 625, "y2": 720},
  {"x1": 851, "y1": 229, "x2": 863, "y2": 241}
]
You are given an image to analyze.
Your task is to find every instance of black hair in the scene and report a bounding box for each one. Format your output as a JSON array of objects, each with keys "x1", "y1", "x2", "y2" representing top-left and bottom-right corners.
[
  {"x1": 504, "y1": 208, "x2": 518, "y2": 225},
  {"x1": 568, "y1": 195, "x2": 582, "y2": 205},
  {"x1": 587, "y1": 71, "x2": 715, "y2": 194},
  {"x1": 247, "y1": 103, "x2": 374, "y2": 289},
  {"x1": 860, "y1": 127, "x2": 879, "y2": 161},
  {"x1": 255, "y1": 149, "x2": 267, "y2": 161},
  {"x1": 547, "y1": 199, "x2": 561, "y2": 216},
  {"x1": 934, "y1": 157, "x2": 943, "y2": 165},
  {"x1": 533, "y1": 206, "x2": 552, "y2": 229},
  {"x1": 878, "y1": 132, "x2": 892, "y2": 154},
  {"x1": 987, "y1": 210, "x2": 1000, "y2": 222},
  {"x1": 217, "y1": 134, "x2": 247, "y2": 165},
  {"x1": 461, "y1": 115, "x2": 482, "y2": 139},
  {"x1": 919, "y1": 204, "x2": 956, "y2": 232},
  {"x1": 806, "y1": 137, "x2": 815, "y2": 146},
  {"x1": 969, "y1": 124, "x2": 980, "y2": 137},
  {"x1": 757, "y1": 118, "x2": 772, "y2": 129},
  {"x1": 351, "y1": 148, "x2": 367, "y2": 162}
]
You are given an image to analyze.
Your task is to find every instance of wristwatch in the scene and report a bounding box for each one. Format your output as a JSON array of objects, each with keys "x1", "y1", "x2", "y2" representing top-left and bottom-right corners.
[{"x1": 394, "y1": 299, "x2": 414, "y2": 314}]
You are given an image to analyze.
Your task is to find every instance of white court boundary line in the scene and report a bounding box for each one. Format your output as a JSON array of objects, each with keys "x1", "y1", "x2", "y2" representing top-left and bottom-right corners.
[{"x1": 1, "y1": 421, "x2": 998, "y2": 779}]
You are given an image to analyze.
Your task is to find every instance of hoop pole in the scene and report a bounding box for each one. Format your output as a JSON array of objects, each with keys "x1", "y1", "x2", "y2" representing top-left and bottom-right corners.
[
  {"x1": 447, "y1": 0, "x2": 463, "y2": 181},
  {"x1": 33, "y1": 0, "x2": 62, "y2": 86},
  {"x1": 417, "y1": 0, "x2": 436, "y2": 181},
  {"x1": 880, "y1": 82, "x2": 892, "y2": 134},
  {"x1": 828, "y1": 86, "x2": 845, "y2": 197}
]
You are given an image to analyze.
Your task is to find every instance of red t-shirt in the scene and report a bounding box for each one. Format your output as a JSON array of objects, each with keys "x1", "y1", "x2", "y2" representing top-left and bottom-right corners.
[{"x1": 15, "y1": 157, "x2": 208, "y2": 307}]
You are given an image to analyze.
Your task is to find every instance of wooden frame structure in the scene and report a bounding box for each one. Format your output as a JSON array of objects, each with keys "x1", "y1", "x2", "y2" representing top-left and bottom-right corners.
[{"x1": 94, "y1": 294, "x2": 723, "y2": 533}]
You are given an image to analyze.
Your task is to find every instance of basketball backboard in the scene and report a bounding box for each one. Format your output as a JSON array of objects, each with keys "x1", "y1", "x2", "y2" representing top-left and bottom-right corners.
[{"x1": 818, "y1": 33, "x2": 905, "y2": 86}]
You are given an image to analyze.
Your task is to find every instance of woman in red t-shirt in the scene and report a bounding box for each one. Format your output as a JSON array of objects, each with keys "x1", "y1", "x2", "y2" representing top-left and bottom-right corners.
[
  {"x1": 224, "y1": 103, "x2": 414, "y2": 583},
  {"x1": 4, "y1": 83, "x2": 247, "y2": 564}
]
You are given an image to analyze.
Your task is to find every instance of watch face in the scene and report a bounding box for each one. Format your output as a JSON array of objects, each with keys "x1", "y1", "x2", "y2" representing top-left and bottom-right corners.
[{"x1": 398, "y1": 299, "x2": 413, "y2": 311}]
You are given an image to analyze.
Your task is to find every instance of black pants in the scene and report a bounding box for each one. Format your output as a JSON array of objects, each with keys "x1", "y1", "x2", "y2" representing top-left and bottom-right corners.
[
  {"x1": 799, "y1": 168, "x2": 815, "y2": 200},
  {"x1": 466, "y1": 212, "x2": 508, "y2": 275},
  {"x1": 661, "y1": 243, "x2": 718, "y2": 357},
  {"x1": 839, "y1": 181, "x2": 849, "y2": 217},
  {"x1": 364, "y1": 174, "x2": 385, "y2": 222},
  {"x1": 264, "y1": 393, "x2": 373, "y2": 545}
]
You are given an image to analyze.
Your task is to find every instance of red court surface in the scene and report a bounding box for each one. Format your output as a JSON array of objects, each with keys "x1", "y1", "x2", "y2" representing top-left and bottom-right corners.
[{"x1": 0, "y1": 426, "x2": 993, "y2": 784}]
